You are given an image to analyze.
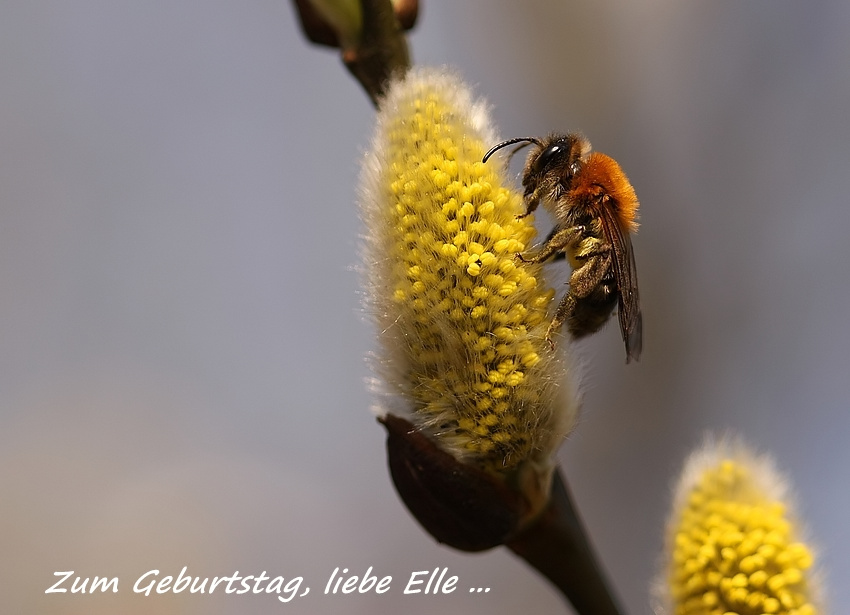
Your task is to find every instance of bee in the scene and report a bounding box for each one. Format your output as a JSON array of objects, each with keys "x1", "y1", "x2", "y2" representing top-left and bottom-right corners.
[{"x1": 483, "y1": 134, "x2": 642, "y2": 362}]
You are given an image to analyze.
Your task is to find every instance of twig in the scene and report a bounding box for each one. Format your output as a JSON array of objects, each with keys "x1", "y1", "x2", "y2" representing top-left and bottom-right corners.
[
  {"x1": 507, "y1": 469, "x2": 625, "y2": 614},
  {"x1": 292, "y1": 0, "x2": 413, "y2": 105},
  {"x1": 341, "y1": 0, "x2": 410, "y2": 105}
]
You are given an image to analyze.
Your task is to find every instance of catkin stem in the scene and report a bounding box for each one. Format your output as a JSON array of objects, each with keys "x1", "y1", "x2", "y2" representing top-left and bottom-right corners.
[
  {"x1": 342, "y1": 0, "x2": 411, "y2": 105},
  {"x1": 507, "y1": 469, "x2": 625, "y2": 615}
]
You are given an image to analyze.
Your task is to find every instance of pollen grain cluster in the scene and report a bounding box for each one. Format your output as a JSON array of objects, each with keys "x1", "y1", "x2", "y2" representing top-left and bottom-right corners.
[
  {"x1": 361, "y1": 68, "x2": 577, "y2": 470},
  {"x1": 668, "y1": 454, "x2": 817, "y2": 615}
]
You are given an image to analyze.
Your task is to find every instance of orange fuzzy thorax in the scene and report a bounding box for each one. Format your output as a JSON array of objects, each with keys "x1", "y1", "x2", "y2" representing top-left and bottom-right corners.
[{"x1": 572, "y1": 152, "x2": 640, "y2": 234}]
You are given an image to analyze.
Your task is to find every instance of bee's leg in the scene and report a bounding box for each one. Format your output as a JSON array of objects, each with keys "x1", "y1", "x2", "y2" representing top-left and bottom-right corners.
[
  {"x1": 516, "y1": 199, "x2": 540, "y2": 220},
  {"x1": 545, "y1": 253, "x2": 612, "y2": 347},
  {"x1": 542, "y1": 224, "x2": 569, "y2": 261},
  {"x1": 568, "y1": 252, "x2": 611, "y2": 298},
  {"x1": 516, "y1": 195, "x2": 540, "y2": 219},
  {"x1": 545, "y1": 292, "x2": 578, "y2": 346},
  {"x1": 517, "y1": 225, "x2": 583, "y2": 264}
]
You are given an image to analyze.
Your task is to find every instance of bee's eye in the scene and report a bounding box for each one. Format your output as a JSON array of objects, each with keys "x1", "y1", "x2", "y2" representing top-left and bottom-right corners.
[{"x1": 533, "y1": 143, "x2": 564, "y2": 173}]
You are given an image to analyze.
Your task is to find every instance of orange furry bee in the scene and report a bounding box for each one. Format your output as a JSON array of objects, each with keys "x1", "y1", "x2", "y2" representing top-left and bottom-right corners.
[{"x1": 483, "y1": 134, "x2": 642, "y2": 362}]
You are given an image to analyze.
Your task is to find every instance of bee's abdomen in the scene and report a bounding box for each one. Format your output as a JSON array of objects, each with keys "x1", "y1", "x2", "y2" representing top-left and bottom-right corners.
[{"x1": 567, "y1": 278, "x2": 618, "y2": 338}]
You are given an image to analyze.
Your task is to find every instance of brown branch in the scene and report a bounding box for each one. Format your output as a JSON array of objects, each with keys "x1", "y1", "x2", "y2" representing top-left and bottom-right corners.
[
  {"x1": 342, "y1": 0, "x2": 411, "y2": 105},
  {"x1": 507, "y1": 469, "x2": 626, "y2": 615},
  {"x1": 292, "y1": 0, "x2": 414, "y2": 105}
]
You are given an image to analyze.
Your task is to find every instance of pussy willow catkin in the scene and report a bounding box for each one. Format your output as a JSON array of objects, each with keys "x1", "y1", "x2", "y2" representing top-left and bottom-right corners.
[
  {"x1": 657, "y1": 437, "x2": 820, "y2": 615},
  {"x1": 360, "y1": 67, "x2": 579, "y2": 471}
]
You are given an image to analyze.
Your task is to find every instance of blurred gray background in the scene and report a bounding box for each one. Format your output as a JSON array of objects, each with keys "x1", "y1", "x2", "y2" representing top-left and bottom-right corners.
[{"x1": 2, "y1": 1, "x2": 848, "y2": 614}]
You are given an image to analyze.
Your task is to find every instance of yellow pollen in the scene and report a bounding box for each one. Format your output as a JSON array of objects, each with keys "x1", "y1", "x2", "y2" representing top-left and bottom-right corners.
[{"x1": 667, "y1": 456, "x2": 817, "y2": 615}]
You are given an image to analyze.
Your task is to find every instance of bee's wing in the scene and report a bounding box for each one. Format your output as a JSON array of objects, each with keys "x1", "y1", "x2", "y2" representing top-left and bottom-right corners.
[{"x1": 599, "y1": 208, "x2": 642, "y2": 362}]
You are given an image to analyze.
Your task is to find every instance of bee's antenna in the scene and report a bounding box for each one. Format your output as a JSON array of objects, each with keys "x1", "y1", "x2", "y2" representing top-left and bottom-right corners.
[{"x1": 482, "y1": 137, "x2": 542, "y2": 163}]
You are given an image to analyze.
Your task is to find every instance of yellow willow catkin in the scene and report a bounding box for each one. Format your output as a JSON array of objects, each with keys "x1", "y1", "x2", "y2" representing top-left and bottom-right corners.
[
  {"x1": 656, "y1": 437, "x2": 821, "y2": 615},
  {"x1": 359, "y1": 67, "x2": 579, "y2": 471}
]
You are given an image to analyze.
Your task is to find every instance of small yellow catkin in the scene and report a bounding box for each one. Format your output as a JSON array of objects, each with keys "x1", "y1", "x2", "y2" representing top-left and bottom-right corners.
[
  {"x1": 656, "y1": 437, "x2": 821, "y2": 615},
  {"x1": 359, "y1": 67, "x2": 579, "y2": 471}
]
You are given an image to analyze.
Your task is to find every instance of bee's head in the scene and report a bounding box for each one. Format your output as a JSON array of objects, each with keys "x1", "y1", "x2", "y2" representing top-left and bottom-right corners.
[
  {"x1": 483, "y1": 133, "x2": 590, "y2": 207},
  {"x1": 524, "y1": 134, "x2": 590, "y2": 194}
]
